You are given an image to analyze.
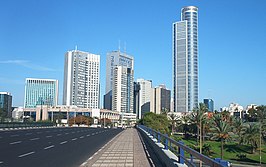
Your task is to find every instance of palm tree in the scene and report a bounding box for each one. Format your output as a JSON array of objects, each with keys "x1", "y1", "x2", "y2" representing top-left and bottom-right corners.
[
  {"x1": 242, "y1": 123, "x2": 260, "y2": 154},
  {"x1": 211, "y1": 113, "x2": 231, "y2": 159},
  {"x1": 168, "y1": 112, "x2": 179, "y2": 135},
  {"x1": 191, "y1": 103, "x2": 208, "y2": 145},
  {"x1": 177, "y1": 114, "x2": 191, "y2": 138},
  {"x1": 232, "y1": 117, "x2": 245, "y2": 145}
]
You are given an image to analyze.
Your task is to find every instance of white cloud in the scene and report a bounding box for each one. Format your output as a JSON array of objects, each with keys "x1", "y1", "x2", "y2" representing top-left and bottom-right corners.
[{"x1": 0, "y1": 60, "x2": 57, "y2": 72}]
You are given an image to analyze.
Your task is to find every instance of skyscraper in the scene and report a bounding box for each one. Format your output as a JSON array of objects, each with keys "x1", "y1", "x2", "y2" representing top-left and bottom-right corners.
[
  {"x1": 24, "y1": 78, "x2": 58, "y2": 108},
  {"x1": 104, "y1": 51, "x2": 134, "y2": 110},
  {"x1": 112, "y1": 66, "x2": 134, "y2": 113},
  {"x1": 63, "y1": 49, "x2": 100, "y2": 108},
  {"x1": 173, "y1": 6, "x2": 199, "y2": 112},
  {"x1": 150, "y1": 85, "x2": 171, "y2": 114},
  {"x1": 136, "y1": 78, "x2": 152, "y2": 119},
  {"x1": 0, "y1": 92, "x2": 12, "y2": 118},
  {"x1": 203, "y1": 99, "x2": 214, "y2": 112}
]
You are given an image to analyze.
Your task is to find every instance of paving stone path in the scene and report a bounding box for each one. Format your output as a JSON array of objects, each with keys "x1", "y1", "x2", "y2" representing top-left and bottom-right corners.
[{"x1": 81, "y1": 128, "x2": 151, "y2": 167}]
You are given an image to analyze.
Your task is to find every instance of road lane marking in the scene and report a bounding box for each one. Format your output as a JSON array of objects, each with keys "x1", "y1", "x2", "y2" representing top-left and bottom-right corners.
[
  {"x1": 11, "y1": 134, "x2": 19, "y2": 137},
  {"x1": 37, "y1": 132, "x2": 42, "y2": 134},
  {"x1": 18, "y1": 151, "x2": 35, "y2": 158},
  {"x1": 44, "y1": 145, "x2": 54, "y2": 150},
  {"x1": 26, "y1": 133, "x2": 32, "y2": 135},
  {"x1": 30, "y1": 138, "x2": 40, "y2": 141},
  {"x1": 10, "y1": 141, "x2": 22, "y2": 145},
  {"x1": 80, "y1": 136, "x2": 84, "y2": 139},
  {"x1": 60, "y1": 141, "x2": 67, "y2": 145},
  {"x1": 92, "y1": 133, "x2": 95, "y2": 135},
  {"x1": 45, "y1": 131, "x2": 50, "y2": 133},
  {"x1": 0, "y1": 161, "x2": 3, "y2": 164},
  {"x1": 72, "y1": 138, "x2": 77, "y2": 141},
  {"x1": 72, "y1": 132, "x2": 75, "y2": 134},
  {"x1": 46, "y1": 135, "x2": 52, "y2": 138},
  {"x1": 86, "y1": 134, "x2": 90, "y2": 137},
  {"x1": 65, "y1": 133, "x2": 69, "y2": 135},
  {"x1": 57, "y1": 134, "x2": 62, "y2": 136}
]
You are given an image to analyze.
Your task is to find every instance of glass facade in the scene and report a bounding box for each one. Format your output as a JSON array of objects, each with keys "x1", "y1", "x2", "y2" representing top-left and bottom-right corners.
[
  {"x1": 24, "y1": 78, "x2": 58, "y2": 108},
  {"x1": 173, "y1": 6, "x2": 198, "y2": 112},
  {"x1": 204, "y1": 99, "x2": 214, "y2": 112},
  {"x1": 0, "y1": 92, "x2": 12, "y2": 118}
]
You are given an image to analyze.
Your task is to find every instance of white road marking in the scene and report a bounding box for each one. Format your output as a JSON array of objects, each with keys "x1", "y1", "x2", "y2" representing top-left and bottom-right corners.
[
  {"x1": 92, "y1": 133, "x2": 95, "y2": 135},
  {"x1": 44, "y1": 145, "x2": 54, "y2": 150},
  {"x1": 37, "y1": 132, "x2": 42, "y2": 134},
  {"x1": 18, "y1": 151, "x2": 35, "y2": 158},
  {"x1": 0, "y1": 161, "x2": 3, "y2": 164},
  {"x1": 10, "y1": 141, "x2": 22, "y2": 145},
  {"x1": 60, "y1": 141, "x2": 67, "y2": 145},
  {"x1": 57, "y1": 134, "x2": 62, "y2": 136},
  {"x1": 72, "y1": 132, "x2": 75, "y2": 134},
  {"x1": 30, "y1": 138, "x2": 40, "y2": 141},
  {"x1": 11, "y1": 134, "x2": 19, "y2": 137},
  {"x1": 26, "y1": 133, "x2": 32, "y2": 135},
  {"x1": 86, "y1": 134, "x2": 90, "y2": 137},
  {"x1": 45, "y1": 131, "x2": 50, "y2": 133},
  {"x1": 46, "y1": 135, "x2": 52, "y2": 138},
  {"x1": 65, "y1": 133, "x2": 69, "y2": 135},
  {"x1": 80, "y1": 136, "x2": 84, "y2": 139},
  {"x1": 72, "y1": 138, "x2": 77, "y2": 141}
]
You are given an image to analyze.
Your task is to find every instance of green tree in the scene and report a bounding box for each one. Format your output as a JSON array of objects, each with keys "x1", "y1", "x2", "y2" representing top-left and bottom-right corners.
[
  {"x1": 167, "y1": 113, "x2": 179, "y2": 135},
  {"x1": 242, "y1": 123, "x2": 260, "y2": 154},
  {"x1": 211, "y1": 113, "x2": 231, "y2": 159},
  {"x1": 141, "y1": 112, "x2": 170, "y2": 134},
  {"x1": 177, "y1": 114, "x2": 191, "y2": 139},
  {"x1": 232, "y1": 117, "x2": 245, "y2": 145}
]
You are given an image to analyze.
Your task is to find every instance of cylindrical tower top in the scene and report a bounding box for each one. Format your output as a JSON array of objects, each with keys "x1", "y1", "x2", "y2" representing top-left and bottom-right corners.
[{"x1": 181, "y1": 6, "x2": 198, "y2": 13}]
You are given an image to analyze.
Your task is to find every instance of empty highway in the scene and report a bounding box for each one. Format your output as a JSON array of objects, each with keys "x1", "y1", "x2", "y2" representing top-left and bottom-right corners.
[{"x1": 0, "y1": 127, "x2": 122, "y2": 167}]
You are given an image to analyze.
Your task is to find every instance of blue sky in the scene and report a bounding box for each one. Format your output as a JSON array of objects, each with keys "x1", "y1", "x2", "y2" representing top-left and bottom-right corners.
[{"x1": 0, "y1": 0, "x2": 266, "y2": 110}]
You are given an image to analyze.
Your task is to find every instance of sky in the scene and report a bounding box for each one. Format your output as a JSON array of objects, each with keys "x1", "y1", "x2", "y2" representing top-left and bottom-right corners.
[{"x1": 0, "y1": 0, "x2": 266, "y2": 110}]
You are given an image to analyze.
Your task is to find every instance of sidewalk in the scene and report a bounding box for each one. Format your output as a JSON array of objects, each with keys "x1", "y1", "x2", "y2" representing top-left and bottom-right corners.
[{"x1": 80, "y1": 128, "x2": 151, "y2": 167}]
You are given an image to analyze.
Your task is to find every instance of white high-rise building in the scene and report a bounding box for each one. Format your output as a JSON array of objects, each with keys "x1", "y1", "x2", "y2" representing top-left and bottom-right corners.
[
  {"x1": 173, "y1": 6, "x2": 199, "y2": 112},
  {"x1": 104, "y1": 51, "x2": 134, "y2": 110},
  {"x1": 136, "y1": 79, "x2": 152, "y2": 119},
  {"x1": 63, "y1": 49, "x2": 100, "y2": 109},
  {"x1": 112, "y1": 66, "x2": 134, "y2": 113}
]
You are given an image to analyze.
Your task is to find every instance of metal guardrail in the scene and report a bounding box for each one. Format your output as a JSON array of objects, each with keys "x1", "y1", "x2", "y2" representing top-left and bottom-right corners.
[
  {"x1": 138, "y1": 125, "x2": 229, "y2": 167},
  {"x1": 0, "y1": 122, "x2": 54, "y2": 128}
]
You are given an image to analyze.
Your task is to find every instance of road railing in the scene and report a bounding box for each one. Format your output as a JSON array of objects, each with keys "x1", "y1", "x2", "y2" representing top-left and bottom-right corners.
[
  {"x1": 138, "y1": 125, "x2": 230, "y2": 167},
  {"x1": 0, "y1": 122, "x2": 55, "y2": 129}
]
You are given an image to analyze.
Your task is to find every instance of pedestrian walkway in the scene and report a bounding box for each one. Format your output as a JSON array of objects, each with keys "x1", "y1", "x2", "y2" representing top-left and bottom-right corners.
[{"x1": 80, "y1": 128, "x2": 151, "y2": 167}]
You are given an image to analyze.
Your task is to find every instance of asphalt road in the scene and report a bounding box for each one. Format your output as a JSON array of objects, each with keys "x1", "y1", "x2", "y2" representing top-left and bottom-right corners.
[{"x1": 0, "y1": 127, "x2": 122, "y2": 167}]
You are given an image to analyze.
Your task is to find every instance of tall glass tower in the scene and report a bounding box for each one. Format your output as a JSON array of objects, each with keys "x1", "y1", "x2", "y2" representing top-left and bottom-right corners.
[{"x1": 173, "y1": 6, "x2": 198, "y2": 112}]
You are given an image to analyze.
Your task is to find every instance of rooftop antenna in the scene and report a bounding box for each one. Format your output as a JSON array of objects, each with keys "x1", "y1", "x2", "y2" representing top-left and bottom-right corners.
[
  {"x1": 124, "y1": 41, "x2": 126, "y2": 54},
  {"x1": 75, "y1": 45, "x2": 78, "y2": 51},
  {"x1": 118, "y1": 40, "x2": 121, "y2": 52}
]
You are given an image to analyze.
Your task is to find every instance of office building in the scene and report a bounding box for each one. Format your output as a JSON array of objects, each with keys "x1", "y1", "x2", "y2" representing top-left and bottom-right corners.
[
  {"x1": 133, "y1": 82, "x2": 140, "y2": 115},
  {"x1": 136, "y1": 79, "x2": 152, "y2": 119},
  {"x1": 203, "y1": 99, "x2": 214, "y2": 112},
  {"x1": 173, "y1": 6, "x2": 199, "y2": 112},
  {"x1": 104, "y1": 51, "x2": 134, "y2": 110},
  {"x1": 112, "y1": 66, "x2": 134, "y2": 113},
  {"x1": 24, "y1": 78, "x2": 58, "y2": 108},
  {"x1": 0, "y1": 92, "x2": 12, "y2": 118},
  {"x1": 63, "y1": 49, "x2": 100, "y2": 108},
  {"x1": 150, "y1": 85, "x2": 171, "y2": 114}
]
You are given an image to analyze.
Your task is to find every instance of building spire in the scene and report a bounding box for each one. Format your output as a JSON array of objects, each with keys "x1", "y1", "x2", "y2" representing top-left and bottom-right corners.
[
  {"x1": 124, "y1": 41, "x2": 126, "y2": 54},
  {"x1": 75, "y1": 45, "x2": 78, "y2": 51},
  {"x1": 118, "y1": 40, "x2": 121, "y2": 52}
]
